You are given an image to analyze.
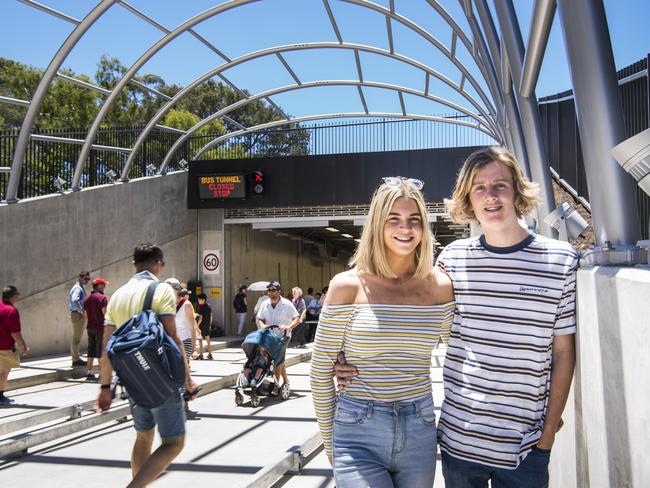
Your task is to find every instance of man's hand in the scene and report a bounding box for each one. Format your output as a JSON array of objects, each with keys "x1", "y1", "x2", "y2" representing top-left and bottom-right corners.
[
  {"x1": 333, "y1": 351, "x2": 358, "y2": 391},
  {"x1": 279, "y1": 325, "x2": 289, "y2": 332},
  {"x1": 185, "y1": 378, "x2": 200, "y2": 401},
  {"x1": 95, "y1": 389, "x2": 113, "y2": 413},
  {"x1": 20, "y1": 345, "x2": 29, "y2": 356}
]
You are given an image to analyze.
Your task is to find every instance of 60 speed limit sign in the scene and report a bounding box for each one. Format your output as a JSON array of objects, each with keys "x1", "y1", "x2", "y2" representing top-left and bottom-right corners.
[{"x1": 202, "y1": 250, "x2": 221, "y2": 275}]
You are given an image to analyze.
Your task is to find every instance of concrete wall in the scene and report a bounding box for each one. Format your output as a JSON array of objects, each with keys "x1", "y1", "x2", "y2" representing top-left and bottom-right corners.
[
  {"x1": 550, "y1": 266, "x2": 650, "y2": 487},
  {"x1": 222, "y1": 225, "x2": 349, "y2": 336},
  {"x1": 0, "y1": 172, "x2": 198, "y2": 357}
]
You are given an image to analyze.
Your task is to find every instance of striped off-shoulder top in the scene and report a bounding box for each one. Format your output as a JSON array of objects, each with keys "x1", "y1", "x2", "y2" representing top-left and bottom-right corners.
[{"x1": 310, "y1": 302, "x2": 455, "y2": 456}]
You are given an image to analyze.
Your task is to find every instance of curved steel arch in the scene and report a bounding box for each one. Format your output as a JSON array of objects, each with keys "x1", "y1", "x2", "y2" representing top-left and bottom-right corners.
[
  {"x1": 193, "y1": 111, "x2": 494, "y2": 160},
  {"x1": 6, "y1": 0, "x2": 117, "y2": 201},
  {"x1": 121, "y1": 41, "x2": 501, "y2": 181},
  {"x1": 158, "y1": 79, "x2": 499, "y2": 173},
  {"x1": 343, "y1": 0, "x2": 499, "y2": 130}
]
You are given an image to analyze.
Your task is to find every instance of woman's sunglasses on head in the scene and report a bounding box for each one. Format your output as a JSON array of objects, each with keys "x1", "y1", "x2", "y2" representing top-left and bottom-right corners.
[{"x1": 382, "y1": 176, "x2": 424, "y2": 190}]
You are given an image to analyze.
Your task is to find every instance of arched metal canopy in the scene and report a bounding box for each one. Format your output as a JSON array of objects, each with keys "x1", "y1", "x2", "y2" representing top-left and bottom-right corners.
[{"x1": 1, "y1": 0, "x2": 642, "y2": 246}]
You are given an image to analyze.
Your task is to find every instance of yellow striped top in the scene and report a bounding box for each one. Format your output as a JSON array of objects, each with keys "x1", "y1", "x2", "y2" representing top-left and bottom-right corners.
[{"x1": 310, "y1": 302, "x2": 454, "y2": 456}]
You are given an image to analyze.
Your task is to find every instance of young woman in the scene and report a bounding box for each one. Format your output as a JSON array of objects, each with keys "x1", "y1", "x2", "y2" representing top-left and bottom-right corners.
[{"x1": 310, "y1": 176, "x2": 454, "y2": 487}]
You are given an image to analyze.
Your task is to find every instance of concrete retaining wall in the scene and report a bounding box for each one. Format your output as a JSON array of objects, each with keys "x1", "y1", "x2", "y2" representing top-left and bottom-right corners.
[
  {"x1": 550, "y1": 266, "x2": 650, "y2": 487},
  {"x1": 0, "y1": 172, "x2": 198, "y2": 357}
]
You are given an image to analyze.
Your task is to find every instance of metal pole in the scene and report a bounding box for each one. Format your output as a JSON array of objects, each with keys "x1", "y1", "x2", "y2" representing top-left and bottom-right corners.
[
  {"x1": 556, "y1": 0, "x2": 640, "y2": 245},
  {"x1": 491, "y1": 0, "x2": 557, "y2": 238},
  {"x1": 470, "y1": 0, "x2": 530, "y2": 178},
  {"x1": 520, "y1": 0, "x2": 556, "y2": 98},
  {"x1": 4, "y1": 0, "x2": 117, "y2": 202}
]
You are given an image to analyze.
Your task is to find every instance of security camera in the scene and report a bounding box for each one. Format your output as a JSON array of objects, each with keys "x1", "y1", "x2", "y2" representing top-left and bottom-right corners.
[
  {"x1": 611, "y1": 127, "x2": 650, "y2": 197},
  {"x1": 146, "y1": 164, "x2": 157, "y2": 176},
  {"x1": 543, "y1": 202, "x2": 589, "y2": 241},
  {"x1": 105, "y1": 169, "x2": 117, "y2": 183},
  {"x1": 178, "y1": 158, "x2": 188, "y2": 170},
  {"x1": 53, "y1": 176, "x2": 66, "y2": 192}
]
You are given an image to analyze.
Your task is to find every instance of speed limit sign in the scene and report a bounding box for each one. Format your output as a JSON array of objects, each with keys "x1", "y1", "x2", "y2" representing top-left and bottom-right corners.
[{"x1": 202, "y1": 250, "x2": 221, "y2": 275}]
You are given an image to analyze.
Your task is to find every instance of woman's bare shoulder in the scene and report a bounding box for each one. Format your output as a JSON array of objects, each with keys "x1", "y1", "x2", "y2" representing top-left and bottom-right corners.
[
  {"x1": 432, "y1": 267, "x2": 454, "y2": 303},
  {"x1": 325, "y1": 270, "x2": 361, "y2": 305}
]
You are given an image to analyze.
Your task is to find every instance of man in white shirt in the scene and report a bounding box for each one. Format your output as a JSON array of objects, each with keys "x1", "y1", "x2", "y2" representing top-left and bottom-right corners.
[{"x1": 256, "y1": 281, "x2": 300, "y2": 395}]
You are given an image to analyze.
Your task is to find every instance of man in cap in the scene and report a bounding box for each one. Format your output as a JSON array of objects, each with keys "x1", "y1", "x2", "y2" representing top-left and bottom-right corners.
[
  {"x1": 83, "y1": 277, "x2": 109, "y2": 381},
  {"x1": 256, "y1": 281, "x2": 300, "y2": 395}
]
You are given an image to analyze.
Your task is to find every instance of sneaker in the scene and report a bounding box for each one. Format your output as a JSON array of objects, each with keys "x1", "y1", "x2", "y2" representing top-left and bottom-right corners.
[
  {"x1": 240, "y1": 377, "x2": 249, "y2": 388},
  {"x1": 86, "y1": 373, "x2": 97, "y2": 381},
  {"x1": 250, "y1": 379, "x2": 257, "y2": 389},
  {"x1": 206, "y1": 354, "x2": 214, "y2": 360},
  {"x1": 0, "y1": 396, "x2": 15, "y2": 406},
  {"x1": 72, "y1": 359, "x2": 86, "y2": 367}
]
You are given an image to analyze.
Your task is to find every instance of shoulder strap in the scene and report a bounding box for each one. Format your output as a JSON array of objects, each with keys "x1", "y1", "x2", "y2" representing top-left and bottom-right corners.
[{"x1": 143, "y1": 281, "x2": 159, "y2": 312}]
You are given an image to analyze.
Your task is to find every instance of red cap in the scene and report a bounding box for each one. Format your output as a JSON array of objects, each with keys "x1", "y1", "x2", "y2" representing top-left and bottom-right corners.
[{"x1": 92, "y1": 278, "x2": 109, "y2": 286}]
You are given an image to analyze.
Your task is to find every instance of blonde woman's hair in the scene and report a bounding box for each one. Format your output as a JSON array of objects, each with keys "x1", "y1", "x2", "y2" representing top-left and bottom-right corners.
[
  {"x1": 445, "y1": 146, "x2": 541, "y2": 223},
  {"x1": 350, "y1": 180, "x2": 434, "y2": 279},
  {"x1": 291, "y1": 287, "x2": 303, "y2": 297}
]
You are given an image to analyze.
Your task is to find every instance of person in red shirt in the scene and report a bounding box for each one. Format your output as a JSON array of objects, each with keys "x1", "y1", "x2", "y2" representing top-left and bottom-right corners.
[
  {"x1": 0, "y1": 286, "x2": 29, "y2": 405},
  {"x1": 83, "y1": 278, "x2": 109, "y2": 381}
]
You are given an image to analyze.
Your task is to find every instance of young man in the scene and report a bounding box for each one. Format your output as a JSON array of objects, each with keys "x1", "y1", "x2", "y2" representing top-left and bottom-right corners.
[
  {"x1": 335, "y1": 147, "x2": 578, "y2": 487},
  {"x1": 233, "y1": 285, "x2": 248, "y2": 336},
  {"x1": 256, "y1": 281, "x2": 300, "y2": 396},
  {"x1": 83, "y1": 277, "x2": 109, "y2": 380},
  {"x1": 195, "y1": 293, "x2": 213, "y2": 360},
  {"x1": 69, "y1": 270, "x2": 90, "y2": 367},
  {"x1": 0, "y1": 286, "x2": 29, "y2": 405},
  {"x1": 96, "y1": 244, "x2": 199, "y2": 488}
]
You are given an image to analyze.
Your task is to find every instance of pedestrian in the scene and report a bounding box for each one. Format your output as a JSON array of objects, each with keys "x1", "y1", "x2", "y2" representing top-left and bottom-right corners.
[
  {"x1": 290, "y1": 287, "x2": 307, "y2": 347},
  {"x1": 83, "y1": 278, "x2": 109, "y2": 381},
  {"x1": 69, "y1": 270, "x2": 90, "y2": 367},
  {"x1": 304, "y1": 287, "x2": 314, "y2": 313},
  {"x1": 165, "y1": 279, "x2": 197, "y2": 362},
  {"x1": 0, "y1": 286, "x2": 29, "y2": 405},
  {"x1": 335, "y1": 148, "x2": 579, "y2": 487},
  {"x1": 195, "y1": 293, "x2": 213, "y2": 360},
  {"x1": 233, "y1": 285, "x2": 248, "y2": 336},
  {"x1": 310, "y1": 176, "x2": 454, "y2": 487},
  {"x1": 256, "y1": 281, "x2": 300, "y2": 396},
  {"x1": 305, "y1": 292, "x2": 322, "y2": 342},
  {"x1": 95, "y1": 244, "x2": 198, "y2": 488}
]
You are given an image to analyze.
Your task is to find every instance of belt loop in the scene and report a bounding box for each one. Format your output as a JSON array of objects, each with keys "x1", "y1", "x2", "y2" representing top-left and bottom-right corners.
[{"x1": 367, "y1": 402, "x2": 374, "y2": 419}]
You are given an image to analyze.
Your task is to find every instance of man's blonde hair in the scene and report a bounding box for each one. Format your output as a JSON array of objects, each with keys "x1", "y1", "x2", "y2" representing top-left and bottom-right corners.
[
  {"x1": 445, "y1": 146, "x2": 541, "y2": 223},
  {"x1": 350, "y1": 181, "x2": 434, "y2": 279}
]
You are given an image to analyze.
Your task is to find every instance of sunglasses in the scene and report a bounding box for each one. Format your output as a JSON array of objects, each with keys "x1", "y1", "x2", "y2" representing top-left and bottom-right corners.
[
  {"x1": 267, "y1": 288, "x2": 279, "y2": 292},
  {"x1": 382, "y1": 176, "x2": 424, "y2": 190}
]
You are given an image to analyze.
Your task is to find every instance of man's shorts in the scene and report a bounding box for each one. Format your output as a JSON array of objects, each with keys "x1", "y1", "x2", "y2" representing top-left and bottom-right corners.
[
  {"x1": 199, "y1": 322, "x2": 211, "y2": 338},
  {"x1": 128, "y1": 391, "x2": 186, "y2": 441},
  {"x1": 0, "y1": 349, "x2": 20, "y2": 370},
  {"x1": 86, "y1": 330, "x2": 103, "y2": 358}
]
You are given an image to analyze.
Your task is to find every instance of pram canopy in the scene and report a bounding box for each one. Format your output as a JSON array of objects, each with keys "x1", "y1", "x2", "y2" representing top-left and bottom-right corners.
[{"x1": 242, "y1": 328, "x2": 286, "y2": 365}]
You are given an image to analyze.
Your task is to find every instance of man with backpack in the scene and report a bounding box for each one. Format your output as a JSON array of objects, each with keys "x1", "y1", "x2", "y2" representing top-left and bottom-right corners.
[{"x1": 95, "y1": 244, "x2": 199, "y2": 488}]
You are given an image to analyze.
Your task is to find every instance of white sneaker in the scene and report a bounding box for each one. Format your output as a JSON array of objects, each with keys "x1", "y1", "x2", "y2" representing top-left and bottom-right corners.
[
  {"x1": 250, "y1": 379, "x2": 257, "y2": 389},
  {"x1": 240, "y1": 376, "x2": 249, "y2": 387}
]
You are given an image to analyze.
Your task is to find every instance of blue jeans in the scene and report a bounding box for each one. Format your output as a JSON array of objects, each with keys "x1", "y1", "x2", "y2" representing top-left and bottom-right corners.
[
  {"x1": 333, "y1": 394, "x2": 438, "y2": 488},
  {"x1": 129, "y1": 391, "x2": 186, "y2": 441},
  {"x1": 441, "y1": 448, "x2": 551, "y2": 488}
]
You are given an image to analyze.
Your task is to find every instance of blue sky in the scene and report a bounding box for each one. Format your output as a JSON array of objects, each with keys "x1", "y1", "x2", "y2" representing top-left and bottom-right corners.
[{"x1": 1, "y1": 0, "x2": 648, "y2": 125}]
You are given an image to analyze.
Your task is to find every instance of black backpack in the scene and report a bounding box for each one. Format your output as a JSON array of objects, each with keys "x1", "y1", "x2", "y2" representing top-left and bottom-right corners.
[{"x1": 106, "y1": 281, "x2": 185, "y2": 408}]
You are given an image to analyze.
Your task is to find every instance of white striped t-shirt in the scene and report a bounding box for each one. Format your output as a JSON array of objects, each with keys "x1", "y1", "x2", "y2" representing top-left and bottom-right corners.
[{"x1": 436, "y1": 233, "x2": 579, "y2": 469}]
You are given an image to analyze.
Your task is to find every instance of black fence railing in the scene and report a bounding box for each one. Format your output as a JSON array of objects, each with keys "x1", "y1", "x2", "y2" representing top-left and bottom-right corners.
[
  {"x1": 0, "y1": 114, "x2": 494, "y2": 200},
  {"x1": 539, "y1": 54, "x2": 649, "y2": 239}
]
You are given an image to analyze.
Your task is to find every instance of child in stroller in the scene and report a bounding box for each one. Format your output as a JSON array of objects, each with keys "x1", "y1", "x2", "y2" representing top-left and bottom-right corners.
[
  {"x1": 242, "y1": 346, "x2": 270, "y2": 389},
  {"x1": 235, "y1": 327, "x2": 291, "y2": 407}
]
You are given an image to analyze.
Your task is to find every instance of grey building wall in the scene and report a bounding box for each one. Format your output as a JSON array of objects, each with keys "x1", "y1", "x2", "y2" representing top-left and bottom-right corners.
[
  {"x1": 0, "y1": 172, "x2": 198, "y2": 356},
  {"x1": 222, "y1": 224, "x2": 349, "y2": 336}
]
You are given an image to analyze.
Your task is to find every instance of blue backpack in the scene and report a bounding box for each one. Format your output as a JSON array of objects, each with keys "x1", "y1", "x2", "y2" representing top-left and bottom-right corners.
[{"x1": 106, "y1": 281, "x2": 185, "y2": 408}]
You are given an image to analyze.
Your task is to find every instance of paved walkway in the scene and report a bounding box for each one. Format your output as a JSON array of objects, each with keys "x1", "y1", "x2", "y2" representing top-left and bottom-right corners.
[{"x1": 0, "y1": 342, "x2": 448, "y2": 487}]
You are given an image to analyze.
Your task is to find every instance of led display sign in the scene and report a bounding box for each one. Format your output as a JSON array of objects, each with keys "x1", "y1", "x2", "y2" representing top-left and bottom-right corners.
[{"x1": 198, "y1": 174, "x2": 246, "y2": 199}]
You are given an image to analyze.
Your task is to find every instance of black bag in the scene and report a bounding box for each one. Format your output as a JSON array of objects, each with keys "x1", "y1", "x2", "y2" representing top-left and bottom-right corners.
[{"x1": 106, "y1": 281, "x2": 185, "y2": 408}]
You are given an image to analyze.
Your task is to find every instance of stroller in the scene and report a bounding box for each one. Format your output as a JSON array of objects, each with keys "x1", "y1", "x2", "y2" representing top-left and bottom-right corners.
[{"x1": 235, "y1": 326, "x2": 291, "y2": 407}]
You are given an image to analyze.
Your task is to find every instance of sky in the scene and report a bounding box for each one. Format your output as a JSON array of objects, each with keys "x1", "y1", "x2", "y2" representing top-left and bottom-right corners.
[{"x1": 1, "y1": 0, "x2": 648, "y2": 128}]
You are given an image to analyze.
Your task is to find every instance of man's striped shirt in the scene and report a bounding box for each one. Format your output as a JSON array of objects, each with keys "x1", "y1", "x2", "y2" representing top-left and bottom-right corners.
[
  {"x1": 310, "y1": 302, "x2": 454, "y2": 457},
  {"x1": 436, "y1": 233, "x2": 579, "y2": 469}
]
